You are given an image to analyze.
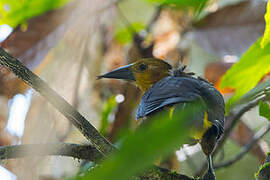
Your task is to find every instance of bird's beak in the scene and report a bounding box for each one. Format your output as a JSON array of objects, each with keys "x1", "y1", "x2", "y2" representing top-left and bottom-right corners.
[{"x1": 97, "y1": 63, "x2": 136, "y2": 81}]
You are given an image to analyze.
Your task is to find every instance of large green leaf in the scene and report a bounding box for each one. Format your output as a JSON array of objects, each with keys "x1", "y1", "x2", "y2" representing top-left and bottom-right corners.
[
  {"x1": 261, "y1": 0, "x2": 270, "y2": 48},
  {"x1": 77, "y1": 104, "x2": 201, "y2": 180},
  {"x1": 236, "y1": 79, "x2": 270, "y2": 106},
  {"x1": 221, "y1": 37, "x2": 270, "y2": 112},
  {"x1": 259, "y1": 101, "x2": 270, "y2": 121},
  {"x1": 0, "y1": 0, "x2": 71, "y2": 28}
]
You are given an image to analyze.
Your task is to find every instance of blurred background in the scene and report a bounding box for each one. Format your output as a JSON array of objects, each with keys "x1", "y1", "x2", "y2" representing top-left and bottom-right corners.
[{"x1": 0, "y1": 0, "x2": 269, "y2": 179}]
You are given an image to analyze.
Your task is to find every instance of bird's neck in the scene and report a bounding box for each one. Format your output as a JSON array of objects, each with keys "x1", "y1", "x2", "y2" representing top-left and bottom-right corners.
[{"x1": 136, "y1": 79, "x2": 155, "y2": 92}]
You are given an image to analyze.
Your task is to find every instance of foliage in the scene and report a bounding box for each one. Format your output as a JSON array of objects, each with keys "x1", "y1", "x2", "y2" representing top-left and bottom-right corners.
[
  {"x1": 0, "y1": 0, "x2": 71, "y2": 28},
  {"x1": 115, "y1": 22, "x2": 145, "y2": 45},
  {"x1": 114, "y1": 0, "x2": 209, "y2": 45},
  {"x1": 261, "y1": 1, "x2": 270, "y2": 48},
  {"x1": 146, "y1": 0, "x2": 208, "y2": 10},
  {"x1": 99, "y1": 96, "x2": 117, "y2": 135},
  {"x1": 77, "y1": 105, "x2": 201, "y2": 180},
  {"x1": 221, "y1": 38, "x2": 270, "y2": 112},
  {"x1": 259, "y1": 101, "x2": 270, "y2": 121},
  {"x1": 254, "y1": 162, "x2": 270, "y2": 179},
  {"x1": 237, "y1": 79, "x2": 270, "y2": 106},
  {"x1": 221, "y1": 0, "x2": 270, "y2": 112}
]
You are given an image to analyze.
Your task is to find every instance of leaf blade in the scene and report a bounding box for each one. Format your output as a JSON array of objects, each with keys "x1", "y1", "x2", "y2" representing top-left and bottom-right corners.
[
  {"x1": 261, "y1": 0, "x2": 270, "y2": 48},
  {"x1": 259, "y1": 101, "x2": 270, "y2": 121},
  {"x1": 221, "y1": 37, "x2": 270, "y2": 111},
  {"x1": 0, "y1": 0, "x2": 71, "y2": 28},
  {"x1": 78, "y1": 104, "x2": 201, "y2": 180}
]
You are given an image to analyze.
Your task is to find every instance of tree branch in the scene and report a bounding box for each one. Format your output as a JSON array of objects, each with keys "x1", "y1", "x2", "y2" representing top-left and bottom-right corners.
[
  {"x1": 214, "y1": 123, "x2": 270, "y2": 169},
  {"x1": 0, "y1": 143, "x2": 203, "y2": 180},
  {"x1": 0, "y1": 47, "x2": 115, "y2": 156},
  {"x1": 0, "y1": 48, "x2": 202, "y2": 180},
  {"x1": 0, "y1": 143, "x2": 103, "y2": 162},
  {"x1": 217, "y1": 94, "x2": 270, "y2": 154},
  {"x1": 141, "y1": 167, "x2": 200, "y2": 180},
  {"x1": 196, "y1": 93, "x2": 270, "y2": 176}
]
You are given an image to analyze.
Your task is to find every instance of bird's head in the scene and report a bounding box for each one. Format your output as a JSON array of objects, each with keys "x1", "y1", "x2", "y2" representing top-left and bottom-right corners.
[{"x1": 98, "y1": 58, "x2": 172, "y2": 91}]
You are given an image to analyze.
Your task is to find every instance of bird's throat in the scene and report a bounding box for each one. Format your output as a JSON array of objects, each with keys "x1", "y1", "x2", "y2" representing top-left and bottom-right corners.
[{"x1": 136, "y1": 79, "x2": 154, "y2": 92}]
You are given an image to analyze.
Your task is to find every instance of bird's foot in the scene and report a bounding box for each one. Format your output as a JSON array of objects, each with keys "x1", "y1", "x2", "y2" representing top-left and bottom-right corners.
[
  {"x1": 203, "y1": 170, "x2": 216, "y2": 180},
  {"x1": 202, "y1": 155, "x2": 216, "y2": 180}
]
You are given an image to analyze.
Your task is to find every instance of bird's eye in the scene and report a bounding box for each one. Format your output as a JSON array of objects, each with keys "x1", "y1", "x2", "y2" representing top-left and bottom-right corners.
[{"x1": 139, "y1": 64, "x2": 148, "y2": 71}]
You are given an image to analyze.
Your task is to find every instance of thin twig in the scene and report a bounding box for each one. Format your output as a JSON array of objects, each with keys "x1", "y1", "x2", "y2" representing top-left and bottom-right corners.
[
  {"x1": 0, "y1": 47, "x2": 115, "y2": 156},
  {"x1": 196, "y1": 94, "x2": 270, "y2": 176},
  {"x1": 215, "y1": 94, "x2": 270, "y2": 154},
  {"x1": 0, "y1": 143, "x2": 103, "y2": 162},
  {"x1": 214, "y1": 124, "x2": 270, "y2": 169}
]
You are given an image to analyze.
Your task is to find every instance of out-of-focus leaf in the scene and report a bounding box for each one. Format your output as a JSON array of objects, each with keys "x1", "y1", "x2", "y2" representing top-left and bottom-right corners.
[
  {"x1": 259, "y1": 101, "x2": 270, "y2": 121},
  {"x1": 0, "y1": 2, "x2": 74, "y2": 70},
  {"x1": 78, "y1": 104, "x2": 201, "y2": 180},
  {"x1": 261, "y1": 1, "x2": 270, "y2": 48},
  {"x1": 99, "y1": 96, "x2": 117, "y2": 135},
  {"x1": 146, "y1": 0, "x2": 208, "y2": 11},
  {"x1": 114, "y1": 22, "x2": 145, "y2": 45},
  {"x1": 0, "y1": 0, "x2": 71, "y2": 28},
  {"x1": 193, "y1": 0, "x2": 266, "y2": 57},
  {"x1": 0, "y1": 2, "x2": 75, "y2": 98},
  {"x1": 221, "y1": 37, "x2": 270, "y2": 112}
]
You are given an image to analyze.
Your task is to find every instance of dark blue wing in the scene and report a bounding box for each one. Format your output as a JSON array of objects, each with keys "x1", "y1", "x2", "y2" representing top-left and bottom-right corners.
[
  {"x1": 135, "y1": 75, "x2": 225, "y2": 139},
  {"x1": 136, "y1": 76, "x2": 202, "y2": 119}
]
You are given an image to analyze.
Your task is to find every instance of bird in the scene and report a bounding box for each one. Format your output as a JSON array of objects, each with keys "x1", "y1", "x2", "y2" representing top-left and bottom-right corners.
[{"x1": 98, "y1": 58, "x2": 225, "y2": 179}]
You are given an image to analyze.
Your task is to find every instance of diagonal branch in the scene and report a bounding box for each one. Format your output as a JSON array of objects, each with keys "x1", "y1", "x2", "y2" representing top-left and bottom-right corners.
[
  {"x1": 215, "y1": 94, "x2": 270, "y2": 155},
  {"x1": 214, "y1": 123, "x2": 270, "y2": 169},
  {"x1": 0, "y1": 143, "x2": 103, "y2": 162},
  {"x1": 0, "y1": 47, "x2": 200, "y2": 180},
  {"x1": 0, "y1": 47, "x2": 115, "y2": 156},
  {"x1": 196, "y1": 93, "x2": 270, "y2": 176}
]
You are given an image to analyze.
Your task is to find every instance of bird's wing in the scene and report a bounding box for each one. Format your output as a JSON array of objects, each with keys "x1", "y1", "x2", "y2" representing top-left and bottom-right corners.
[
  {"x1": 136, "y1": 76, "x2": 203, "y2": 119},
  {"x1": 135, "y1": 76, "x2": 225, "y2": 139}
]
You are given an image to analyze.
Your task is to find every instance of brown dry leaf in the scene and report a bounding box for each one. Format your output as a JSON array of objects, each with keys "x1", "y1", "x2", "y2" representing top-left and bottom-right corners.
[{"x1": 193, "y1": 0, "x2": 266, "y2": 57}]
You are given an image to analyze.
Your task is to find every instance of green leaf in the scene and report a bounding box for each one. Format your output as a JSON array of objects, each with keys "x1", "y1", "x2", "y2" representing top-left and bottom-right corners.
[
  {"x1": 261, "y1": 0, "x2": 270, "y2": 48},
  {"x1": 77, "y1": 104, "x2": 201, "y2": 180},
  {"x1": 0, "y1": 0, "x2": 71, "y2": 28},
  {"x1": 146, "y1": 0, "x2": 208, "y2": 11},
  {"x1": 236, "y1": 79, "x2": 270, "y2": 106},
  {"x1": 221, "y1": 37, "x2": 270, "y2": 112},
  {"x1": 259, "y1": 101, "x2": 270, "y2": 121},
  {"x1": 114, "y1": 22, "x2": 145, "y2": 45},
  {"x1": 99, "y1": 96, "x2": 117, "y2": 135}
]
